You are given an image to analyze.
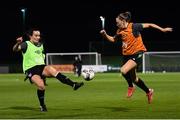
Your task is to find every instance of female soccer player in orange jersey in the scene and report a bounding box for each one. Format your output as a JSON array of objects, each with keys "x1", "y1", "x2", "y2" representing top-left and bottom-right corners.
[{"x1": 100, "y1": 11, "x2": 173, "y2": 103}]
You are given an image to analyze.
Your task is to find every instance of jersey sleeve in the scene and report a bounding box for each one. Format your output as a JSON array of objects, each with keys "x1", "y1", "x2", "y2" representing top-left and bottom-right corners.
[
  {"x1": 20, "y1": 42, "x2": 27, "y2": 53},
  {"x1": 132, "y1": 23, "x2": 143, "y2": 37},
  {"x1": 113, "y1": 34, "x2": 120, "y2": 41}
]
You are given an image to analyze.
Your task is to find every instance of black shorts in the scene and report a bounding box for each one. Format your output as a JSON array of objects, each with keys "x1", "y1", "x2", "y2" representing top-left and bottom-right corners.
[
  {"x1": 122, "y1": 51, "x2": 144, "y2": 66},
  {"x1": 25, "y1": 65, "x2": 46, "y2": 82}
]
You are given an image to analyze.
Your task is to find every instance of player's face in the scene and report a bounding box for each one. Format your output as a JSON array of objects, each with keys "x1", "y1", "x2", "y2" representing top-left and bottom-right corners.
[
  {"x1": 116, "y1": 17, "x2": 126, "y2": 29},
  {"x1": 30, "y1": 31, "x2": 41, "y2": 43}
]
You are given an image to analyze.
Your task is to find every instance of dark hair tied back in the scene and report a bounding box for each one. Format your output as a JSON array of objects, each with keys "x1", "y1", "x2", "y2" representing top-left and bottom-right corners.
[{"x1": 118, "y1": 11, "x2": 131, "y2": 22}]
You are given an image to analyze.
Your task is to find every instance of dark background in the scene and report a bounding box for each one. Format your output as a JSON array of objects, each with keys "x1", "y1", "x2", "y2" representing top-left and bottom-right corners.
[{"x1": 0, "y1": 0, "x2": 179, "y2": 65}]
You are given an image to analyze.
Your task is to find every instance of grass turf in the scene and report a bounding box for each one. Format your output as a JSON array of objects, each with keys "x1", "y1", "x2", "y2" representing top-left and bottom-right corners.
[{"x1": 0, "y1": 73, "x2": 180, "y2": 119}]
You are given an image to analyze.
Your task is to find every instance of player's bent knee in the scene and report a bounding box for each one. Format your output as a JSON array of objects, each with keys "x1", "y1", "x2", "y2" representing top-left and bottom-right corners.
[
  {"x1": 120, "y1": 68, "x2": 127, "y2": 75},
  {"x1": 44, "y1": 65, "x2": 57, "y2": 77},
  {"x1": 38, "y1": 85, "x2": 45, "y2": 90},
  {"x1": 36, "y1": 81, "x2": 46, "y2": 90}
]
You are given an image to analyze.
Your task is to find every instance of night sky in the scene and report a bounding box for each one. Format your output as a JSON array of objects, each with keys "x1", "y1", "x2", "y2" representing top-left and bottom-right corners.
[{"x1": 0, "y1": 0, "x2": 179, "y2": 65}]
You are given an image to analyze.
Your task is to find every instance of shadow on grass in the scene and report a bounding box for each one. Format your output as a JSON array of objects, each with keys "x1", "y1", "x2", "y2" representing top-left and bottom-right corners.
[
  {"x1": 5, "y1": 106, "x2": 38, "y2": 111},
  {"x1": 96, "y1": 106, "x2": 130, "y2": 112}
]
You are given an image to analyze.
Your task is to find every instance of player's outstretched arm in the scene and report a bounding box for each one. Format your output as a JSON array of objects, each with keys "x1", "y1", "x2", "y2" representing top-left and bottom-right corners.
[
  {"x1": 13, "y1": 37, "x2": 23, "y2": 52},
  {"x1": 100, "y1": 30, "x2": 115, "y2": 42},
  {"x1": 142, "y1": 23, "x2": 173, "y2": 32}
]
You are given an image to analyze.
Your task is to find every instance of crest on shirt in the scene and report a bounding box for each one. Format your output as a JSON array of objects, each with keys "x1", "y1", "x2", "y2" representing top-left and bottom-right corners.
[{"x1": 35, "y1": 50, "x2": 41, "y2": 54}]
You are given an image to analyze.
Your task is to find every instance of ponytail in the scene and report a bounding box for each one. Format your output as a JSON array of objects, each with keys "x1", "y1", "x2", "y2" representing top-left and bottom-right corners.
[{"x1": 118, "y1": 11, "x2": 131, "y2": 22}]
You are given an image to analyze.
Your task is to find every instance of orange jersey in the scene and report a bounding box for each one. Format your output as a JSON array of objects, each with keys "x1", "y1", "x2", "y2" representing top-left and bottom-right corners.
[{"x1": 116, "y1": 23, "x2": 147, "y2": 55}]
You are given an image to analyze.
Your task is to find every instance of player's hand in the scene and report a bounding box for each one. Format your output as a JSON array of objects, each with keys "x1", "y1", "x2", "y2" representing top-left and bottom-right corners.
[
  {"x1": 162, "y1": 27, "x2": 173, "y2": 32},
  {"x1": 100, "y1": 30, "x2": 108, "y2": 39},
  {"x1": 16, "y1": 37, "x2": 23, "y2": 44},
  {"x1": 100, "y1": 29, "x2": 106, "y2": 35}
]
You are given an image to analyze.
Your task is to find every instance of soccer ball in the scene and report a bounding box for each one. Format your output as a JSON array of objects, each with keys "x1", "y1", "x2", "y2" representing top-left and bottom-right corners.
[{"x1": 82, "y1": 68, "x2": 95, "y2": 81}]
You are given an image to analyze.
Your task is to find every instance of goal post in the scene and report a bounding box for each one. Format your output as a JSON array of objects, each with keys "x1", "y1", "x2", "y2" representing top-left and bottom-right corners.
[
  {"x1": 142, "y1": 51, "x2": 180, "y2": 73},
  {"x1": 46, "y1": 52, "x2": 101, "y2": 65},
  {"x1": 45, "y1": 52, "x2": 103, "y2": 73}
]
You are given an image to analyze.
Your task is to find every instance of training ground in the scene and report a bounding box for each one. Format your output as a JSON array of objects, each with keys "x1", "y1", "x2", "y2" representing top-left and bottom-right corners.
[{"x1": 0, "y1": 73, "x2": 180, "y2": 119}]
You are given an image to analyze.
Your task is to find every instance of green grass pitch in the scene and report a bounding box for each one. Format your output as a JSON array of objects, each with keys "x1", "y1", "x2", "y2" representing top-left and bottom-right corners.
[{"x1": 0, "y1": 73, "x2": 180, "y2": 119}]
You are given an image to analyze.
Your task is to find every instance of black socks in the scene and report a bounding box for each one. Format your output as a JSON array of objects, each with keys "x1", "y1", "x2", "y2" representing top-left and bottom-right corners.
[
  {"x1": 134, "y1": 78, "x2": 149, "y2": 93},
  {"x1": 56, "y1": 73, "x2": 75, "y2": 87},
  {"x1": 122, "y1": 73, "x2": 133, "y2": 87},
  {"x1": 37, "y1": 89, "x2": 45, "y2": 106}
]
